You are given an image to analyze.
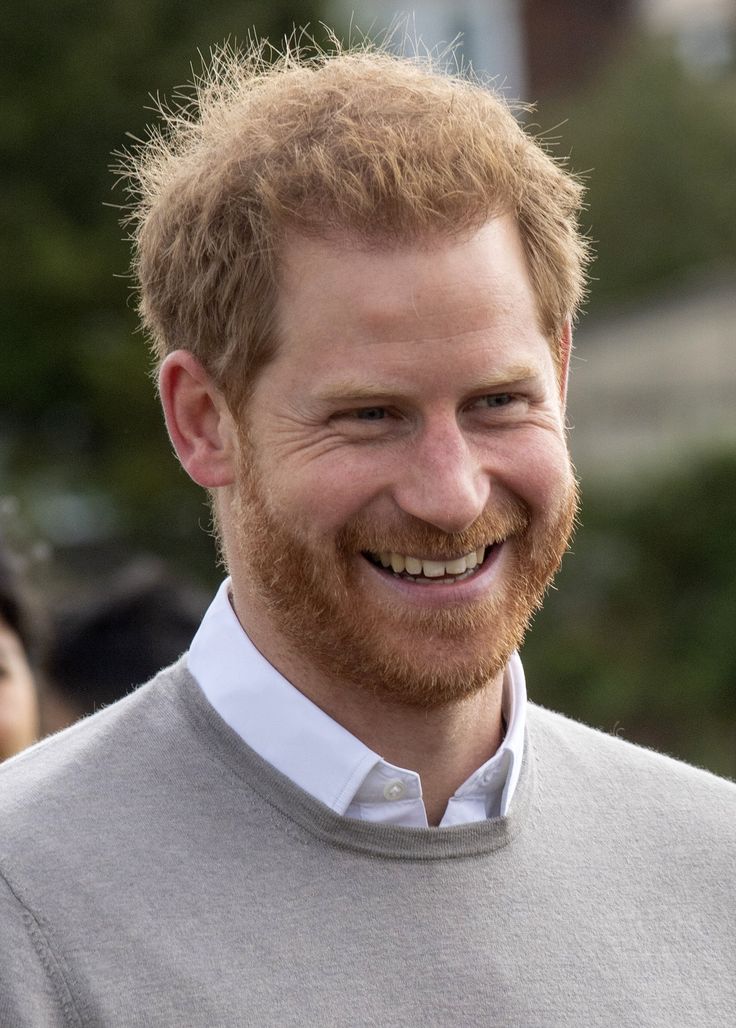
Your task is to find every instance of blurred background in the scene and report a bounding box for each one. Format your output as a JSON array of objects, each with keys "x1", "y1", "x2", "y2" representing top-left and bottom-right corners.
[{"x1": 1, "y1": 0, "x2": 734, "y2": 774}]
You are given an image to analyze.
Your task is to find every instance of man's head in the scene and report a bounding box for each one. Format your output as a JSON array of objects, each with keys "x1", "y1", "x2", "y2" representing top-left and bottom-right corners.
[
  {"x1": 125, "y1": 42, "x2": 589, "y2": 709},
  {"x1": 125, "y1": 42, "x2": 589, "y2": 411}
]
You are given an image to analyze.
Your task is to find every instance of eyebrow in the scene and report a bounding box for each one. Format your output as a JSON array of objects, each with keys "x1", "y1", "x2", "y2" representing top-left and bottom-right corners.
[{"x1": 316, "y1": 364, "x2": 541, "y2": 404}]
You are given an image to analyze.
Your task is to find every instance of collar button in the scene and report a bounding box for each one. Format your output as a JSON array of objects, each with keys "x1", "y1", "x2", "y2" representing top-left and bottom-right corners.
[{"x1": 383, "y1": 779, "x2": 406, "y2": 801}]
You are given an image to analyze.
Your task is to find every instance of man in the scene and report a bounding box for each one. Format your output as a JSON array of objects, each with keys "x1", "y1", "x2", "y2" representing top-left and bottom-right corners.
[{"x1": 1, "y1": 43, "x2": 734, "y2": 1027}]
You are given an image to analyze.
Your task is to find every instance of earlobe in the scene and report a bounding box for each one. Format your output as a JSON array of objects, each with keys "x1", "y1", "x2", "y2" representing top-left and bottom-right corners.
[{"x1": 158, "y1": 350, "x2": 237, "y2": 488}]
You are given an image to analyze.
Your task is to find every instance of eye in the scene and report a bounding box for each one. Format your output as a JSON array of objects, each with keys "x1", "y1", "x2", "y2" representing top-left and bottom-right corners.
[
  {"x1": 475, "y1": 393, "x2": 514, "y2": 409},
  {"x1": 331, "y1": 404, "x2": 400, "y2": 438},
  {"x1": 354, "y1": 407, "x2": 387, "y2": 421}
]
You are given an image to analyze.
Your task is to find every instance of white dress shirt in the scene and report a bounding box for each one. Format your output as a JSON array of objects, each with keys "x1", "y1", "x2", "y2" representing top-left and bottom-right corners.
[{"x1": 187, "y1": 579, "x2": 527, "y2": 827}]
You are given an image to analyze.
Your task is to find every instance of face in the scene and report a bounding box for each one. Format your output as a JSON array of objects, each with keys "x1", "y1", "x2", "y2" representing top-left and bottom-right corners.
[
  {"x1": 0, "y1": 618, "x2": 39, "y2": 761},
  {"x1": 225, "y1": 217, "x2": 577, "y2": 709}
]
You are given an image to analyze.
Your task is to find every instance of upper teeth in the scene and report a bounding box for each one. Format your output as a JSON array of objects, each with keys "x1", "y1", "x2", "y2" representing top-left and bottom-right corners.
[{"x1": 378, "y1": 547, "x2": 486, "y2": 577}]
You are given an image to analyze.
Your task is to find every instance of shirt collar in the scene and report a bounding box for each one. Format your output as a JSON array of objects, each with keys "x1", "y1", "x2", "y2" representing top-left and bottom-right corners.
[
  {"x1": 188, "y1": 580, "x2": 380, "y2": 813},
  {"x1": 187, "y1": 579, "x2": 526, "y2": 821}
]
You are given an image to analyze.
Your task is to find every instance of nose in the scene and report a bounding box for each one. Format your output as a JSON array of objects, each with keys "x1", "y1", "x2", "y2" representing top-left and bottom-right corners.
[{"x1": 391, "y1": 416, "x2": 490, "y2": 534}]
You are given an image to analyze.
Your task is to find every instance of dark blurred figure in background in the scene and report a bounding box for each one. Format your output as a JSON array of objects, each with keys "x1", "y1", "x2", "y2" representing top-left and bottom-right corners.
[
  {"x1": 43, "y1": 558, "x2": 208, "y2": 734},
  {"x1": 0, "y1": 542, "x2": 42, "y2": 761}
]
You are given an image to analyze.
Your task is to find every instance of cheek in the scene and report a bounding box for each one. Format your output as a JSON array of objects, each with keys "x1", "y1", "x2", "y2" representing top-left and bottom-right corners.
[
  {"x1": 492, "y1": 434, "x2": 573, "y2": 509},
  {"x1": 1, "y1": 658, "x2": 37, "y2": 709},
  {"x1": 277, "y1": 459, "x2": 389, "y2": 537}
]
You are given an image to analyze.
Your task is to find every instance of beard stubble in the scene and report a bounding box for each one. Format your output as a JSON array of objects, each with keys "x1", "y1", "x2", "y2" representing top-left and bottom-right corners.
[{"x1": 228, "y1": 440, "x2": 578, "y2": 711}]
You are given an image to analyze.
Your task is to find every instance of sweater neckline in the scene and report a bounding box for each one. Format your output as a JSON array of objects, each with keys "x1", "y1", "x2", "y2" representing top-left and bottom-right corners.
[{"x1": 172, "y1": 661, "x2": 536, "y2": 861}]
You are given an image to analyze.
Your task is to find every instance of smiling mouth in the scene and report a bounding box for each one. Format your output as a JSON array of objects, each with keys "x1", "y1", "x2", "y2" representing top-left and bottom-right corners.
[{"x1": 362, "y1": 545, "x2": 496, "y2": 584}]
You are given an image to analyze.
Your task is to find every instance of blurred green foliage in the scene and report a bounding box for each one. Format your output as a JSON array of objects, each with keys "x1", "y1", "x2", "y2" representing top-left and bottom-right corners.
[
  {"x1": 536, "y1": 39, "x2": 736, "y2": 306},
  {"x1": 519, "y1": 39, "x2": 736, "y2": 776},
  {"x1": 525, "y1": 452, "x2": 736, "y2": 779},
  {"x1": 1, "y1": 0, "x2": 319, "y2": 582}
]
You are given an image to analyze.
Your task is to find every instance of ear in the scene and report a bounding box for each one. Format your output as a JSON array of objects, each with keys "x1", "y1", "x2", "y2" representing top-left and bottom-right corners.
[
  {"x1": 557, "y1": 318, "x2": 573, "y2": 411},
  {"x1": 158, "y1": 350, "x2": 237, "y2": 488}
]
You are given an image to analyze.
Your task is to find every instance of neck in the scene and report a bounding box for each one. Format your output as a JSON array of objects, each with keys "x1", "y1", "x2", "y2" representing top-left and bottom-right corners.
[{"x1": 231, "y1": 585, "x2": 505, "y2": 828}]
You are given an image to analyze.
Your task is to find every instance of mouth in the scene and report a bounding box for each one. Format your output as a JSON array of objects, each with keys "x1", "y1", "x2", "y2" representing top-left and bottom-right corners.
[{"x1": 361, "y1": 544, "x2": 497, "y2": 584}]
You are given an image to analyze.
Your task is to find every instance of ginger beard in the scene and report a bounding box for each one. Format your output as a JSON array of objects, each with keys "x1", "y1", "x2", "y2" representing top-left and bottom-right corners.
[{"x1": 228, "y1": 438, "x2": 578, "y2": 710}]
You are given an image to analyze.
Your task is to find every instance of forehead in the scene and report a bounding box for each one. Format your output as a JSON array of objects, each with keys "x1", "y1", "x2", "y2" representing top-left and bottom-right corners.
[
  {"x1": 280, "y1": 217, "x2": 532, "y2": 311},
  {"x1": 268, "y1": 217, "x2": 553, "y2": 389}
]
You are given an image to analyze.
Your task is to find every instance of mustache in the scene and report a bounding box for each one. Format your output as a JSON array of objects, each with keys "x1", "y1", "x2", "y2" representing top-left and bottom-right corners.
[{"x1": 336, "y1": 502, "x2": 530, "y2": 561}]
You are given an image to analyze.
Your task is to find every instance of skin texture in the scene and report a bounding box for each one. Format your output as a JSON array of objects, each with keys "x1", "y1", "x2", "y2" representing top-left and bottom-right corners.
[
  {"x1": 160, "y1": 216, "x2": 576, "y2": 824},
  {"x1": 0, "y1": 618, "x2": 39, "y2": 761}
]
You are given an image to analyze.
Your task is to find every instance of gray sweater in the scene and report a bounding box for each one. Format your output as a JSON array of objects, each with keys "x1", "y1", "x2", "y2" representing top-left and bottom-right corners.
[{"x1": 1, "y1": 659, "x2": 734, "y2": 1027}]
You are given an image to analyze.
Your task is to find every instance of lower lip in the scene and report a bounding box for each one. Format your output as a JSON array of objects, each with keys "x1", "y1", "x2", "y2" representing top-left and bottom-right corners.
[{"x1": 360, "y1": 544, "x2": 506, "y2": 607}]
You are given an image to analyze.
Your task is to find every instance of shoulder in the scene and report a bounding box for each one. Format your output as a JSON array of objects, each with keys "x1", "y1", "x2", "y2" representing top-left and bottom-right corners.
[
  {"x1": 527, "y1": 702, "x2": 736, "y2": 839},
  {"x1": 0, "y1": 659, "x2": 190, "y2": 834},
  {"x1": 0, "y1": 657, "x2": 219, "y2": 938}
]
